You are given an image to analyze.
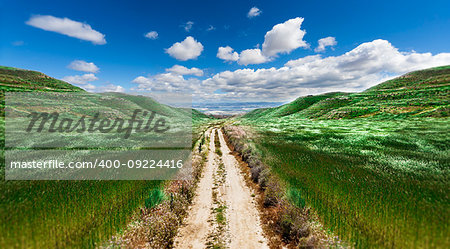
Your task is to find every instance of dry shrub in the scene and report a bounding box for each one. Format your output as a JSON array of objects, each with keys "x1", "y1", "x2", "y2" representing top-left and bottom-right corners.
[
  {"x1": 262, "y1": 175, "x2": 282, "y2": 207},
  {"x1": 145, "y1": 203, "x2": 180, "y2": 248},
  {"x1": 258, "y1": 168, "x2": 271, "y2": 189},
  {"x1": 277, "y1": 199, "x2": 310, "y2": 243},
  {"x1": 250, "y1": 166, "x2": 262, "y2": 182}
]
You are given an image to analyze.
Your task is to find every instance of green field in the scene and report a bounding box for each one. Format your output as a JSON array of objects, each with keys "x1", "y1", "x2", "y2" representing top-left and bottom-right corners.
[
  {"x1": 237, "y1": 66, "x2": 450, "y2": 248},
  {"x1": 0, "y1": 66, "x2": 211, "y2": 248}
]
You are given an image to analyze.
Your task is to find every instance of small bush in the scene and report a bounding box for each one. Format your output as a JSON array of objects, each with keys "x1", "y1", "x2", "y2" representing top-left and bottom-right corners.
[
  {"x1": 258, "y1": 168, "x2": 271, "y2": 189},
  {"x1": 250, "y1": 166, "x2": 262, "y2": 182},
  {"x1": 247, "y1": 155, "x2": 261, "y2": 168},
  {"x1": 263, "y1": 178, "x2": 282, "y2": 207},
  {"x1": 277, "y1": 202, "x2": 310, "y2": 242},
  {"x1": 146, "y1": 207, "x2": 179, "y2": 248}
]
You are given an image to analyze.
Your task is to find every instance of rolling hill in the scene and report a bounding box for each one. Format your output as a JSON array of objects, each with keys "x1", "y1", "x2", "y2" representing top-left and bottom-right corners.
[
  {"x1": 0, "y1": 66, "x2": 211, "y2": 248},
  {"x1": 236, "y1": 65, "x2": 450, "y2": 248},
  {"x1": 244, "y1": 65, "x2": 450, "y2": 119},
  {"x1": 0, "y1": 65, "x2": 212, "y2": 121}
]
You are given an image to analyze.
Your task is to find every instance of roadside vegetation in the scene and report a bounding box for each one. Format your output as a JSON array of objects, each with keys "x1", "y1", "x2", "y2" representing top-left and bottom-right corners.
[{"x1": 223, "y1": 125, "x2": 342, "y2": 248}]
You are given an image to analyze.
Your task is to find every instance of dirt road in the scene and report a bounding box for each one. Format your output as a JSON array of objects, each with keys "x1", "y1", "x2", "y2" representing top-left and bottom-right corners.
[{"x1": 174, "y1": 128, "x2": 269, "y2": 249}]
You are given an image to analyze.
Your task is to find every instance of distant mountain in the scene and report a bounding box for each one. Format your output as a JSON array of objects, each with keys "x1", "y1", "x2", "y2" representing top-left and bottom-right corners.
[
  {"x1": 0, "y1": 66, "x2": 84, "y2": 92},
  {"x1": 244, "y1": 65, "x2": 450, "y2": 119}
]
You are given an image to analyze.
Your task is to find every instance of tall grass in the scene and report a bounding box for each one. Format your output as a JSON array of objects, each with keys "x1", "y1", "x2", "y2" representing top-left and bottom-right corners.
[
  {"x1": 241, "y1": 117, "x2": 449, "y2": 248},
  {"x1": 0, "y1": 180, "x2": 162, "y2": 248}
]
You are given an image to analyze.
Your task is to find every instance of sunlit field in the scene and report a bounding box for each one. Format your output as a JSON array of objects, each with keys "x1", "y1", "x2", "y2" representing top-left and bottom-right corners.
[
  {"x1": 237, "y1": 117, "x2": 449, "y2": 248},
  {"x1": 0, "y1": 180, "x2": 162, "y2": 248}
]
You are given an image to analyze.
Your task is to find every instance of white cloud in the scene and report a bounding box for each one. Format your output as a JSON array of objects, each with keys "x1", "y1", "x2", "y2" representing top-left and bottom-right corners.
[
  {"x1": 166, "y1": 36, "x2": 204, "y2": 61},
  {"x1": 247, "y1": 7, "x2": 261, "y2": 18},
  {"x1": 63, "y1": 70, "x2": 124, "y2": 93},
  {"x1": 217, "y1": 17, "x2": 308, "y2": 65},
  {"x1": 315, "y1": 36, "x2": 337, "y2": 52},
  {"x1": 26, "y1": 15, "x2": 106, "y2": 45},
  {"x1": 217, "y1": 46, "x2": 239, "y2": 62},
  {"x1": 97, "y1": 84, "x2": 125, "y2": 93},
  {"x1": 82, "y1": 83, "x2": 97, "y2": 91},
  {"x1": 207, "y1": 25, "x2": 215, "y2": 31},
  {"x1": 201, "y1": 39, "x2": 450, "y2": 102},
  {"x1": 62, "y1": 73, "x2": 98, "y2": 85},
  {"x1": 67, "y1": 60, "x2": 99, "y2": 73},
  {"x1": 132, "y1": 76, "x2": 152, "y2": 86},
  {"x1": 262, "y1": 17, "x2": 308, "y2": 57},
  {"x1": 166, "y1": 65, "x2": 203, "y2": 76},
  {"x1": 145, "y1": 31, "x2": 158, "y2": 39},
  {"x1": 80, "y1": 83, "x2": 125, "y2": 93},
  {"x1": 238, "y1": 49, "x2": 268, "y2": 65},
  {"x1": 183, "y1": 21, "x2": 194, "y2": 32},
  {"x1": 132, "y1": 73, "x2": 200, "y2": 92}
]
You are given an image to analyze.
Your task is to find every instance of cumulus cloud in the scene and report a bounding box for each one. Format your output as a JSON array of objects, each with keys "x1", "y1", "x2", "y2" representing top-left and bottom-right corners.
[
  {"x1": 183, "y1": 21, "x2": 194, "y2": 32},
  {"x1": 26, "y1": 15, "x2": 106, "y2": 45},
  {"x1": 166, "y1": 65, "x2": 203, "y2": 76},
  {"x1": 262, "y1": 17, "x2": 308, "y2": 57},
  {"x1": 63, "y1": 69, "x2": 124, "y2": 93},
  {"x1": 247, "y1": 7, "x2": 261, "y2": 18},
  {"x1": 67, "y1": 60, "x2": 99, "y2": 73},
  {"x1": 82, "y1": 84, "x2": 97, "y2": 91},
  {"x1": 132, "y1": 73, "x2": 200, "y2": 92},
  {"x1": 62, "y1": 73, "x2": 98, "y2": 85},
  {"x1": 315, "y1": 36, "x2": 337, "y2": 52},
  {"x1": 145, "y1": 31, "x2": 158, "y2": 39},
  {"x1": 217, "y1": 46, "x2": 239, "y2": 62},
  {"x1": 201, "y1": 39, "x2": 450, "y2": 102},
  {"x1": 166, "y1": 36, "x2": 204, "y2": 61},
  {"x1": 97, "y1": 84, "x2": 125, "y2": 93},
  {"x1": 238, "y1": 49, "x2": 268, "y2": 65},
  {"x1": 217, "y1": 17, "x2": 308, "y2": 65}
]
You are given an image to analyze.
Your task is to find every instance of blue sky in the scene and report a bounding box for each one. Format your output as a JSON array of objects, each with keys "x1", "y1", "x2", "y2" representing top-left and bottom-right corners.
[{"x1": 1, "y1": 0, "x2": 450, "y2": 103}]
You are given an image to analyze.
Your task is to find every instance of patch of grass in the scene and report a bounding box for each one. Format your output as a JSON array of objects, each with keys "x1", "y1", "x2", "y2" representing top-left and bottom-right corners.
[
  {"x1": 286, "y1": 187, "x2": 306, "y2": 209},
  {"x1": 145, "y1": 188, "x2": 165, "y2": 209},
  {"x1": 214, "y1": 129, "x2": 222, "y2": 156},
  {"x1": 215, "y1": 205, "x2": 227, "y2": 225}
]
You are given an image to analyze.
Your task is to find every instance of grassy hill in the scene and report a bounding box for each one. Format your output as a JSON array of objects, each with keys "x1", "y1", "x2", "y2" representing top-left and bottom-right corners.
[
  {"x1": 237, "y1": 66, "x2": 450, "y2": 248},
  {"x1": 244, "y1": 65, "x2": 450, "y2": 120},
  {"x1": 0, "y1": 66, "x2": 211, "y2": 248},
  {"x1": 0, "y1": 65, "x2": 211, "y2": 122}
]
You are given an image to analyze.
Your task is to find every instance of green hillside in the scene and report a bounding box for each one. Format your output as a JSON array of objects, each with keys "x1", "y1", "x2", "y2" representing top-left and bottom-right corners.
[
  {"x1": 244, "y1": 92, "x2": 347, "y2": 119},
  {"x1": 244, "y1": 65, "x2": 450, "y2": 120},
  {"x1": 0, "y1": 66, "x2": 84, "y2": 92},
  {"x1": 237, "y1": 66, "x2": 450, "y2": 248},
  {"x1": 0, "y1": 66, "x2": 210, "y2": 248}
]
